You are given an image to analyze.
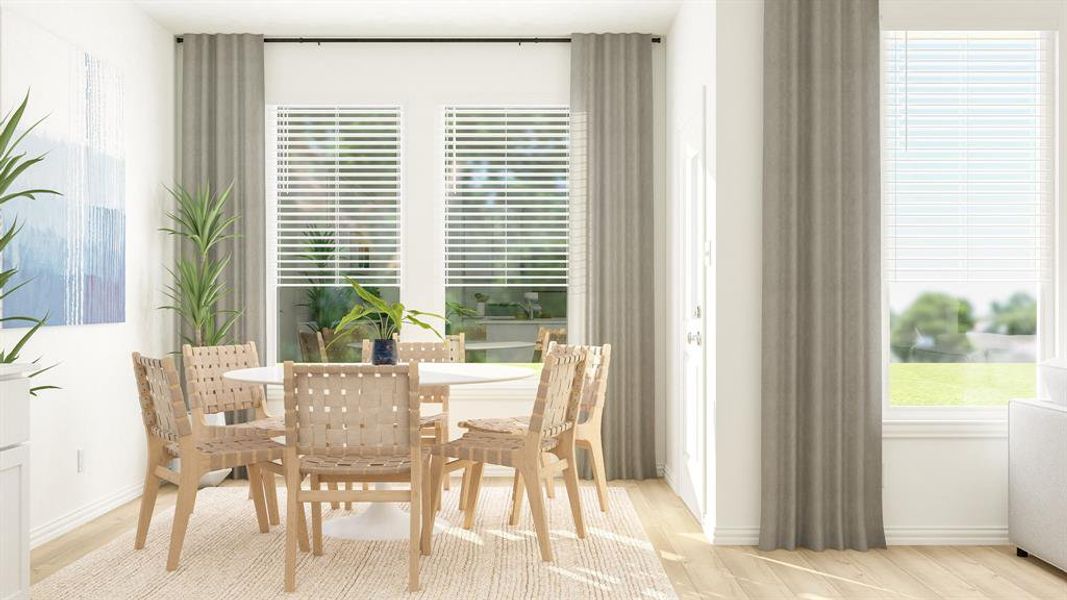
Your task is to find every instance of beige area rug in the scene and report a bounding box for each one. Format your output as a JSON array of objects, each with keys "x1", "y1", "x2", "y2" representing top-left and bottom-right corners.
[{"x1": 33, "y1": 485, "x2": 676, "y2": 599}]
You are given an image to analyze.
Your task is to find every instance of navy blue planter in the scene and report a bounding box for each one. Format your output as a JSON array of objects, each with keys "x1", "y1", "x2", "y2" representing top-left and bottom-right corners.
[{"x1": 371, "y1": 339, "x2": 398, "y2": 365}]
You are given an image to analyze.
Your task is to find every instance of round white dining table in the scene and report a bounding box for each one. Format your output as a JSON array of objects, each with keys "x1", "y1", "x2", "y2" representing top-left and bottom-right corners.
[
  {"x1": 222, "y1": 362, "x2": 535, "y2": 541},
  {"x1": 463, "y1": 340, "x2": 535, "y2": 351}
]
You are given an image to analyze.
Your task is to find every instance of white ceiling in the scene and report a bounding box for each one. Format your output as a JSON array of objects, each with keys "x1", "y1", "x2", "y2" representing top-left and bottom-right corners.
[{"x1": 134, "y1": 0, "x2": 682, "y2": 37}]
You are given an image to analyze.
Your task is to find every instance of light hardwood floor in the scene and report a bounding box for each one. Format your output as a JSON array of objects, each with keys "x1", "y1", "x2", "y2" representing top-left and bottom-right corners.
[{"x1": 32, "y1": 478, "x2": 1067, "y2": 599}]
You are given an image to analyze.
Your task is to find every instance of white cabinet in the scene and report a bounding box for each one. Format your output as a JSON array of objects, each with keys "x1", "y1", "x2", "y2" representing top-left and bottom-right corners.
[
  {"x1": 1009, "y1": 399, "x2": 1067, "y2": 572},
  {"x1": 0, "y1": 370, "x2": 32, "y2": 600}
]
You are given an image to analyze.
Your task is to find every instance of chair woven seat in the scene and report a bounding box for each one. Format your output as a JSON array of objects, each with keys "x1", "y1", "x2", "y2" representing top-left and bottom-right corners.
[
  {"x1": 458, "y1": 416, "x2": 529, "y2": 435},
  {"x1": 227, "y1": 415, "x2": 286, "y2": 437},
  {"x1": 419, "y1": 413, "x2": 446, "y2": 426},
  {"x1": 433, "y1": 431, "x2": 558, "y2": 468},
  {"x1": 163, "y1": 435, "x2": 285, "y2": 471},
  {"x1": 300, "y1": 448, "x2": 431, "y2": 476}
]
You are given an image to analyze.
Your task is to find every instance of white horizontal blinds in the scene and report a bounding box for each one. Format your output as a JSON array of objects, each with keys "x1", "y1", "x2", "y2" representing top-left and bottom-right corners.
[
  {"x1": 884, "y1": 31, "x2": 1054, "y2": 283},
  {"x1": 274, "y1": 106, "x2": 401, "y2": 287},
  {"x1": 444, "y1": 106, "x2": 570, "y2": 287}
]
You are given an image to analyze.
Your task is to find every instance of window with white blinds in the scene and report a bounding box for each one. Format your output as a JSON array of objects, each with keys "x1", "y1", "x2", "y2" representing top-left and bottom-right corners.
[
  {"x1": 444, "y1": 106, "x2": 570, "y2": 287},
  {"x1": 272, "y1": 106, "x2": 401, "y2": 287},
  {"x1": 884, "y1": 31, "x2": 1054, "y2": 285}
]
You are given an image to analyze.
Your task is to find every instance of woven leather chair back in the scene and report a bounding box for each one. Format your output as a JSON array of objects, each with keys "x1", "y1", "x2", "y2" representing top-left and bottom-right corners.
[
  {"x1": 526, "y1": 344, "x2": 587, "y2": 442},
  {"x1": 362, "y1": 339, "x2": 456, "y2": 403},
  {"x1": 132, "y1": 353, "x2": 191, "y2": 444},
  {"x1": 182, "y1": 342, "x2": 266, "y2": 414},
  {"x1": 283, "y1": 362, "x2": 419, "y2": 457}
]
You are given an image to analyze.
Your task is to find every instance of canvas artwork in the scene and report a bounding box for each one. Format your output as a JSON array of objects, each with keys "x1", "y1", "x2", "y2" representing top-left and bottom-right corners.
[{"x1": 2, "y1": 37, "x2": 125, "y2": 326}]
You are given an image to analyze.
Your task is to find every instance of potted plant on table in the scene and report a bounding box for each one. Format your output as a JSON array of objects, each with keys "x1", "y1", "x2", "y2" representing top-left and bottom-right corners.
[{"x1": 330, "y1": 278, "x2": 444, "y2": 365}]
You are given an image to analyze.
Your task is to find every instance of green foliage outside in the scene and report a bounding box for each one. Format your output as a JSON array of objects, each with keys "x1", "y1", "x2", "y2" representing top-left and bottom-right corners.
[
  {"x1": 889, "y1": 362, "x2": 1035, "y2": 406},
  {"x1": 890, "y1": 292, "x2": 976, "y2": 363},
  {"x1": 986, "y1": 292, "x2": 1037, "y2": 336}
]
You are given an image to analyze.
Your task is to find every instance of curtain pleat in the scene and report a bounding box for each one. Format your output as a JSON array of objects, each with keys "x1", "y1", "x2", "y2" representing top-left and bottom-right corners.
[
  {"x1": 179, "y1": 34, "x2": 265, "y2": 354},
  {"x1": 570, "y1": 33, "x2": 657, "y2": 480},
  {"x1": 760, "y1": 0, "x2": 886, "y2": 550},
  {"x1": 179, "y1": 34, "x2": 266, "y2": 467}
]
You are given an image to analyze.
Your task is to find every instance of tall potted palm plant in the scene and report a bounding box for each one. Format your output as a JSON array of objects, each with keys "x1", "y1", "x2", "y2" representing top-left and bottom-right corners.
[{"x1": 161, "y1": 184, "x2": 241, "y2": 347}]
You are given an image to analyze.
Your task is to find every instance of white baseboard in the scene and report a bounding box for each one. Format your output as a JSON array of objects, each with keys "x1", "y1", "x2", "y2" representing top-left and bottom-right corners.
[
  {"x1": 712, "y1": 527, "x2": 759, "y2": 545},
  {"x1": 884, "y1": 526, "x2": 1009, "y2": 545},
  {"x1": 709, "y1": 525, "x2": 1009, "y2": 546},
  {"x1": 30, "y1": 481, "x2": 143, "y2": 549}
]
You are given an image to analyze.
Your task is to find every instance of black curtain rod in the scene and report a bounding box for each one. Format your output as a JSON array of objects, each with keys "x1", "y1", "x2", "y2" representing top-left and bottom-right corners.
[{"x1": 175, "y1": 36, "x2": 661, "y2": 44}]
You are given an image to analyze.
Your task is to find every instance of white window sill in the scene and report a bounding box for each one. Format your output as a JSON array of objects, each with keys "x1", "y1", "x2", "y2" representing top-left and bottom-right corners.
[{"x1": 883, "y1": 404, "x2": 1011, "y2": 438}]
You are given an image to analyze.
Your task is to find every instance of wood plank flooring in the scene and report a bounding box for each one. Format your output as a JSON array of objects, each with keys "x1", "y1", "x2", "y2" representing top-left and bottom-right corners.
[{"x1": 31, "y1": 478, "x2": 1067, "y2": 599}]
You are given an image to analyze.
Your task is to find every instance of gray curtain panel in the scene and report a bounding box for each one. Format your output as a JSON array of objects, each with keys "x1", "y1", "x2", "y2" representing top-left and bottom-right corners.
[
  {"x1": 760, "y1": 0, "x2": 886, "y2": 551},
  {"x1": 570, "y1": 33, "x2": 656, "y2": 480},
  {"x1": 179, "y1": 33, "x2": 266, "y2": 354},
  {"x1": 180, "y1": 34, "x2": 266, "y2": 450}
]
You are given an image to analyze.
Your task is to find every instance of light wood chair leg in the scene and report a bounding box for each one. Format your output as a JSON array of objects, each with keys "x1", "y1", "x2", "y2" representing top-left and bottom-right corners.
[
  {"x1": 508, "y1": 469, "x2": 524, "y2": 527},
  {"x1": 560, "y1": 453, "x2": 586, "y2": 539},
  {"x1": 521, "y1": 463, "x2": 553, "y2": 562},
  {"x1": 284, "y1": 464, "x2": 300, "y2": 592},
  {"x1": 439, "y1": 425, "x2": 451, "y2": 492},
  {"x1": 430, "y1": 455, "x2": 444, "y2": 514},
  {"x1": 462, "y1": 462, "x2": 485, "y2": 530},
  {"x1": 262, "y1": 469, "x2": 280, "y2": 525},
  {"x1": 297, "y1": 491, "x2": 310, "y2": 554},
  {"x1": 327, "y1": 481, "x2": 340, "y2": 510},
  {"x1": 587, "y1": 438, "x2": 609, "y2": 512},
  {"x1": 420, "y1": 459, "x2": 433, "y2": 556},
  {"x1": 409, "y1": 466, "x2": 422, "y2": 592},
  {"x1": 310, "y1": 475, "x2": 323, "y2": 556},
  {"x1": 134, "y1": 444, "x2": 164, "y2": 550},
  {"x1": 541, "y1": 453, "x2": 556, "y2": 499},
  {"x1": 458, "y1": 465, "x2": 472, "y2": 511},
  {"x1": 166, "y1": 466, "x2": 200, "y2": 571},
  {"x1": 247, "y1": 464, "x2": 270, "y2": 533}
]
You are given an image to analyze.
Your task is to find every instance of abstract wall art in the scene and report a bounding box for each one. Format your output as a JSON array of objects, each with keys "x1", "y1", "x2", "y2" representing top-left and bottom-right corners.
[{"x1": 1, "y1": 17, "x2": 126, "y2": 327}]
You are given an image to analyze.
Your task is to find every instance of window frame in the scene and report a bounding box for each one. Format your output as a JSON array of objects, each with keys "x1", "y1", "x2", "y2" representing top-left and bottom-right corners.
[
  {"x1": 442, "y1": 104, "x2": 571, "y2": 290},
  {"x1": 879, "y1": 28, "x2": 1061, "y2": 423},
  {"x1": 265, "y1": 103, "x2": 406, "y2": 363}
]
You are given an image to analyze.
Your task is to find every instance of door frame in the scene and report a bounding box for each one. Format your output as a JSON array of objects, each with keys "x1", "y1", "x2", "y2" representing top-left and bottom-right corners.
[{"x1": 669, "y1": 84, "x2": 715, "y2": 533}]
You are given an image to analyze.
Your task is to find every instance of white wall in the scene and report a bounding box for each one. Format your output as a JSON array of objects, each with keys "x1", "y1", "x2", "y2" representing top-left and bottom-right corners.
[
  {"x1": 666, "y1": 0, "x2": 1065, "y2": 545},
  {"x1": 709, "y1": 0, "x2": 763, "y2": 543},
  {"x1": 0, "y1": 1, "x2": 175, "y2": 546},
  {"x1": 265, "y1": 40, "x2": 669, "y2": 472}
]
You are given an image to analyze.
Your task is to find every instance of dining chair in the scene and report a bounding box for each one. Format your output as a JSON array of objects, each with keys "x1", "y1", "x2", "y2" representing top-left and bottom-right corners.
[
  {"x1": 532, "y1": 326, "x2": 567, "y2": 362},
  {"x1": 182, "y1": 342, "x2": 284, "y2": 523},
  {"x1": 281, "y1": 362, "x2": 430, "y2": 593},
  {"x1": 297, "y1": 330, "x2": 328, "y2": 362},
  {"x1": 460, "y1": 344, "x2": 613, "y2": 521},
  {"x1": 446, "y1": 332, "x2": 465, "y2": 362},
  {"x1": 131, "y1": 353, "x2": 305, "y2": 571},
  {"x1": 428, "y1": 344, "x2": 588, "y2": 562},
  {"x1": 362, "y1": 338, "x2": 466, "y2": 499}
]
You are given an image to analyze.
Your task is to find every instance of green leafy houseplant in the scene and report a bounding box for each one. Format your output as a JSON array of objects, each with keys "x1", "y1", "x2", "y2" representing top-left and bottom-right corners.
[
  {"x1": 161, "y1": 184, "x2": 242, "y2": 347},
  {"x1": 0, "y1": 94, "x2": 59, "y2": 395},
  {"x1": 445, "y1": 300, "x2": 476, "y2": 335},
  {"x1": 330, "y1": 279, "x2": 443, "y2": 364},
  {"x1": 298, "y1": 229, "x2": 356, "y2": 332}
]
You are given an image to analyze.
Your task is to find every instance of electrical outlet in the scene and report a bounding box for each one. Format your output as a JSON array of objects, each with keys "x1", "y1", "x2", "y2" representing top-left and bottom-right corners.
[{"x1": 77, "y1": 448, "x2": 85, "y2": 474}]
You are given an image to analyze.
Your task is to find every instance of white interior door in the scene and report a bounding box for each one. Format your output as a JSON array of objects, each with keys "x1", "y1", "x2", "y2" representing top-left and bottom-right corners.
[{"x1": 676, "y1": 96, "x2": 710, "y2": 521}]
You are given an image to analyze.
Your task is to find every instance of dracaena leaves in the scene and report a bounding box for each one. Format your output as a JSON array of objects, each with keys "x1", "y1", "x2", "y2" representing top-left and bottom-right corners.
[
  {"x1": 0, "y1": 94, "x2": 59, "y2": 394},
  {"x1": 161, "y1": 184, "x2": 242, "y2": 347}
]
